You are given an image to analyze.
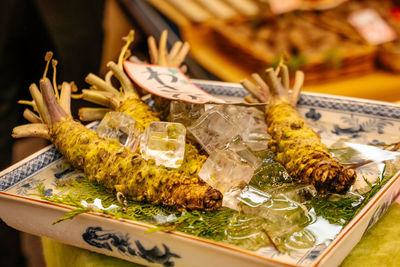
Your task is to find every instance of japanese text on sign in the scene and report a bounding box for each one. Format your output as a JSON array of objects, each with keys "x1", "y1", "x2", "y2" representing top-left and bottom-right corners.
[{"x1": 123, "y1": 61, "x2": 225, "y2": 104}]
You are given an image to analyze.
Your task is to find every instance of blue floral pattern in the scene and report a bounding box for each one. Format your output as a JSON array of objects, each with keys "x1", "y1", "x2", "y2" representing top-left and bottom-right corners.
[
  {"x1": 331, "y1": 114, "x2": 393, "y2": 138},
  {"x1": 305, "y1": 108, "x2": 322, "y2": 121},
  {"x1": 82, "y1": 227, "x2": 180, "y2": 267}
]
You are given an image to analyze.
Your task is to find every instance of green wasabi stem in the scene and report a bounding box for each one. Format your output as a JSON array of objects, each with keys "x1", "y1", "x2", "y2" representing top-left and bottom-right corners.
[
  {"x1": 11, "y1": 123, "x2": 49, "y2": 139},
  {"x1": 13, "y1": 51, "x2": 66, "y2": 140},
  {"x1": 273, "y1": 56, "x2": 284, "y2": 75},
  {"x1": 78, "y1": 107, "x2": 111, "y2": 122},
  {"x1": 81, "y1": 89, "x2": 119, "y2": 109},
  {"x1": 84, "y1": 73, "x2": 120, "y2": 96},
  {"x1": 240, "y1": 79, "x2": 264, "y2": 102},
  {"x1": 147, "y1": 30, "x2": 168, "y2": 66},
  {"x1": 118, "y1": 30, "x2": 135, "y2": 70},
  {"x1": 107, "y1": 61, "x2": 137, "y2": 98},
  {"x1": 29, "y1": 83, "x2": 51, "y2": 125},
  {"x1": 265, "y1": 68, "x2": 287, "y2": 99},
  {"x1": 40, "y1": 77, "x2": 68, "y2": 124},
  {"x1": 51, "y1": 59, "x2": 60, "y2": 101},
  {"x1": 70, "y1": 81, "x2": 78, "y2": 93},
  {"x1": 251, "y1": 73, "x2": 270, "y2": 101},
  {"x1": 23, "y1": 109, "x2": 42, "y2": 123},
  {"x1": 43, "y1": 52, "x2": 53, "y2": 79},
  {"x1": 157, "y1": 30, "x2": 168, "y2": 66},
  {"x1": 59, "y1": 82, "x2": 72, "y2": 116},
  {"x1": 290, "y1": 71, "x2": 304, "y2": 106},
  {"x1": 18, "y1": 100, "x2": 35, "y2": 109},
  {"x1": 278, "y1": 64, "x2": 290, "y2": 90}
]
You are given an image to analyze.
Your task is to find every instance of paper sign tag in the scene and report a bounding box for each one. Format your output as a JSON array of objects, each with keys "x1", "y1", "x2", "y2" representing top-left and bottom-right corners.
[
  {"x1": 268, "y1": 0, "x2": 302, "y2": 14},
  {"x1": 123, "y1": 61, "x2": 225, "y2": 104},
  {"x1": 348, "y1": 8, "x2": 397, "y2": 45}
]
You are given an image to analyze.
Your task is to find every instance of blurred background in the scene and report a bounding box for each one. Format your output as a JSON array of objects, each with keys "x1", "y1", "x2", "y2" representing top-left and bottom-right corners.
[{"x1": 1, "y1": 0, "x2": 400, "y2": 266}]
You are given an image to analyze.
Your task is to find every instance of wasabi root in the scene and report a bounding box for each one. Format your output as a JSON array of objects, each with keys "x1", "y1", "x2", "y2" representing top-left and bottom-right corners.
[{"x1": 241, "y1": 65, "x2": 357, "y2": 194}]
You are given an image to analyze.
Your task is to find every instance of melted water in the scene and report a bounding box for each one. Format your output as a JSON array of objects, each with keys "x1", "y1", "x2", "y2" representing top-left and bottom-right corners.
[{"x1": 224, "y1": 141, "x2": 400, "y2": 254}]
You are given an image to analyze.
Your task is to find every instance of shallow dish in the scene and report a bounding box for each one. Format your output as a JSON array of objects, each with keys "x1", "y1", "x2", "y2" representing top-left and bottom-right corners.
[{"x1": 1, "y1": 80, "x2": 400, "y2": 267}]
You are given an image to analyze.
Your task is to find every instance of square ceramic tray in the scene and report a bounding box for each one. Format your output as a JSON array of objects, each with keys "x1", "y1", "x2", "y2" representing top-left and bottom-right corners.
[{"x1": 1, "y1": 80, "x2": 400, "y2": 267}]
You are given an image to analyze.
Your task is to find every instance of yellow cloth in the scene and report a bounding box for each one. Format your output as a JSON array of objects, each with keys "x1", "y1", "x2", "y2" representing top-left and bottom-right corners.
[
  {"x1": 340, "y1": 202, "x2": 400, "y2": 267},
  {"x1": 42, "y1": 202, "x2": 400, "y2": 267},
  {"x1": 41, "y1": 237, "x2": 144, "y2": 267}
]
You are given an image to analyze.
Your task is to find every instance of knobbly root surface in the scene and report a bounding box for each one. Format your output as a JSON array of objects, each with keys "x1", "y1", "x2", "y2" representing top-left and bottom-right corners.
[
  {"x1": 267, "y1": 102, "x2": 357, "y2": 194},
  {"x1": 49, "y1": 118, "x2": 222, "y2": 211}
]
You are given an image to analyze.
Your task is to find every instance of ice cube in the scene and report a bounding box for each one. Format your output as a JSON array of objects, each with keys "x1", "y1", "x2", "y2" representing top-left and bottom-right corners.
[
  {"x1": 222, "y1": 187, "x2": 242, "y2": 210},
  {"x1": 188, "y1": 104, "x2": 270, "y2": 154},
  {"x1": 97, "y1": 112, "x2": 141, "y2": 151},
  {"x1": 267, "y1": 183, "x2": 317, "y2": 204},
  {"x1": 198, "y1": 147, "x2": 258, "y2": 193},
  {"x1": 237, "y1": 107, "x2": 269, "y2": 148},
  {"x1": 188, "y1": 110, "x2": 238, "y2": 154},
  {"x1": 237, "y1": 185, "x2": 315, "y2": 251},
  {"x1": 237, "y1": 186, "x2": 272, "y2": 208},
  {"x1": 224, "y1": 213, "x2": 271, "y2": 250},
  {"x1": 212, "y1": 105, "x2": 269, "y2": 142},
  {"x1": 212, "y1": 105, "x2": 256, "y2": 141},
  {"x1": 225, "y1": 135, "x2": 261, "y2": 168},
  {"x1": 238, "y1": 186, "x2": 313, "y2": 224},
  {"x1": 248, "y1": 149, "x2": 293, "y2": 191},
  {"x1": 250, "y1": 162, "x2": 292, "y2": 191},
  {"x1": 168, "y1": 100, "x2": 205, "y2": 127},
  {"x1": 140, "y1": 121, "x2": 186, "y2": 168},
  {"x1": 245, "y1": 132, "x2": 270, "y2": 151}
]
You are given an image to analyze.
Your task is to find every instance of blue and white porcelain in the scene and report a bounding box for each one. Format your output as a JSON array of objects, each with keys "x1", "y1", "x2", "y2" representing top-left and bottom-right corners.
[{"x1": 1, "y1": 80, "x2": 400, "y2": 267}]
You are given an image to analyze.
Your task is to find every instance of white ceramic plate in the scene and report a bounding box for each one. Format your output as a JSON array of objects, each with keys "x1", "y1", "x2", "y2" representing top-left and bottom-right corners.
[{"x1": 1, "y1": 80, "x2": 400, "y2": 267}]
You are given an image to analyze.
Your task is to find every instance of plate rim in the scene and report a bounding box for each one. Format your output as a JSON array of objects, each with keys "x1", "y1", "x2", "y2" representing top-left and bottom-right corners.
[{"x1": 2, "y1": 81, "x2": 400, "y2": 266}]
